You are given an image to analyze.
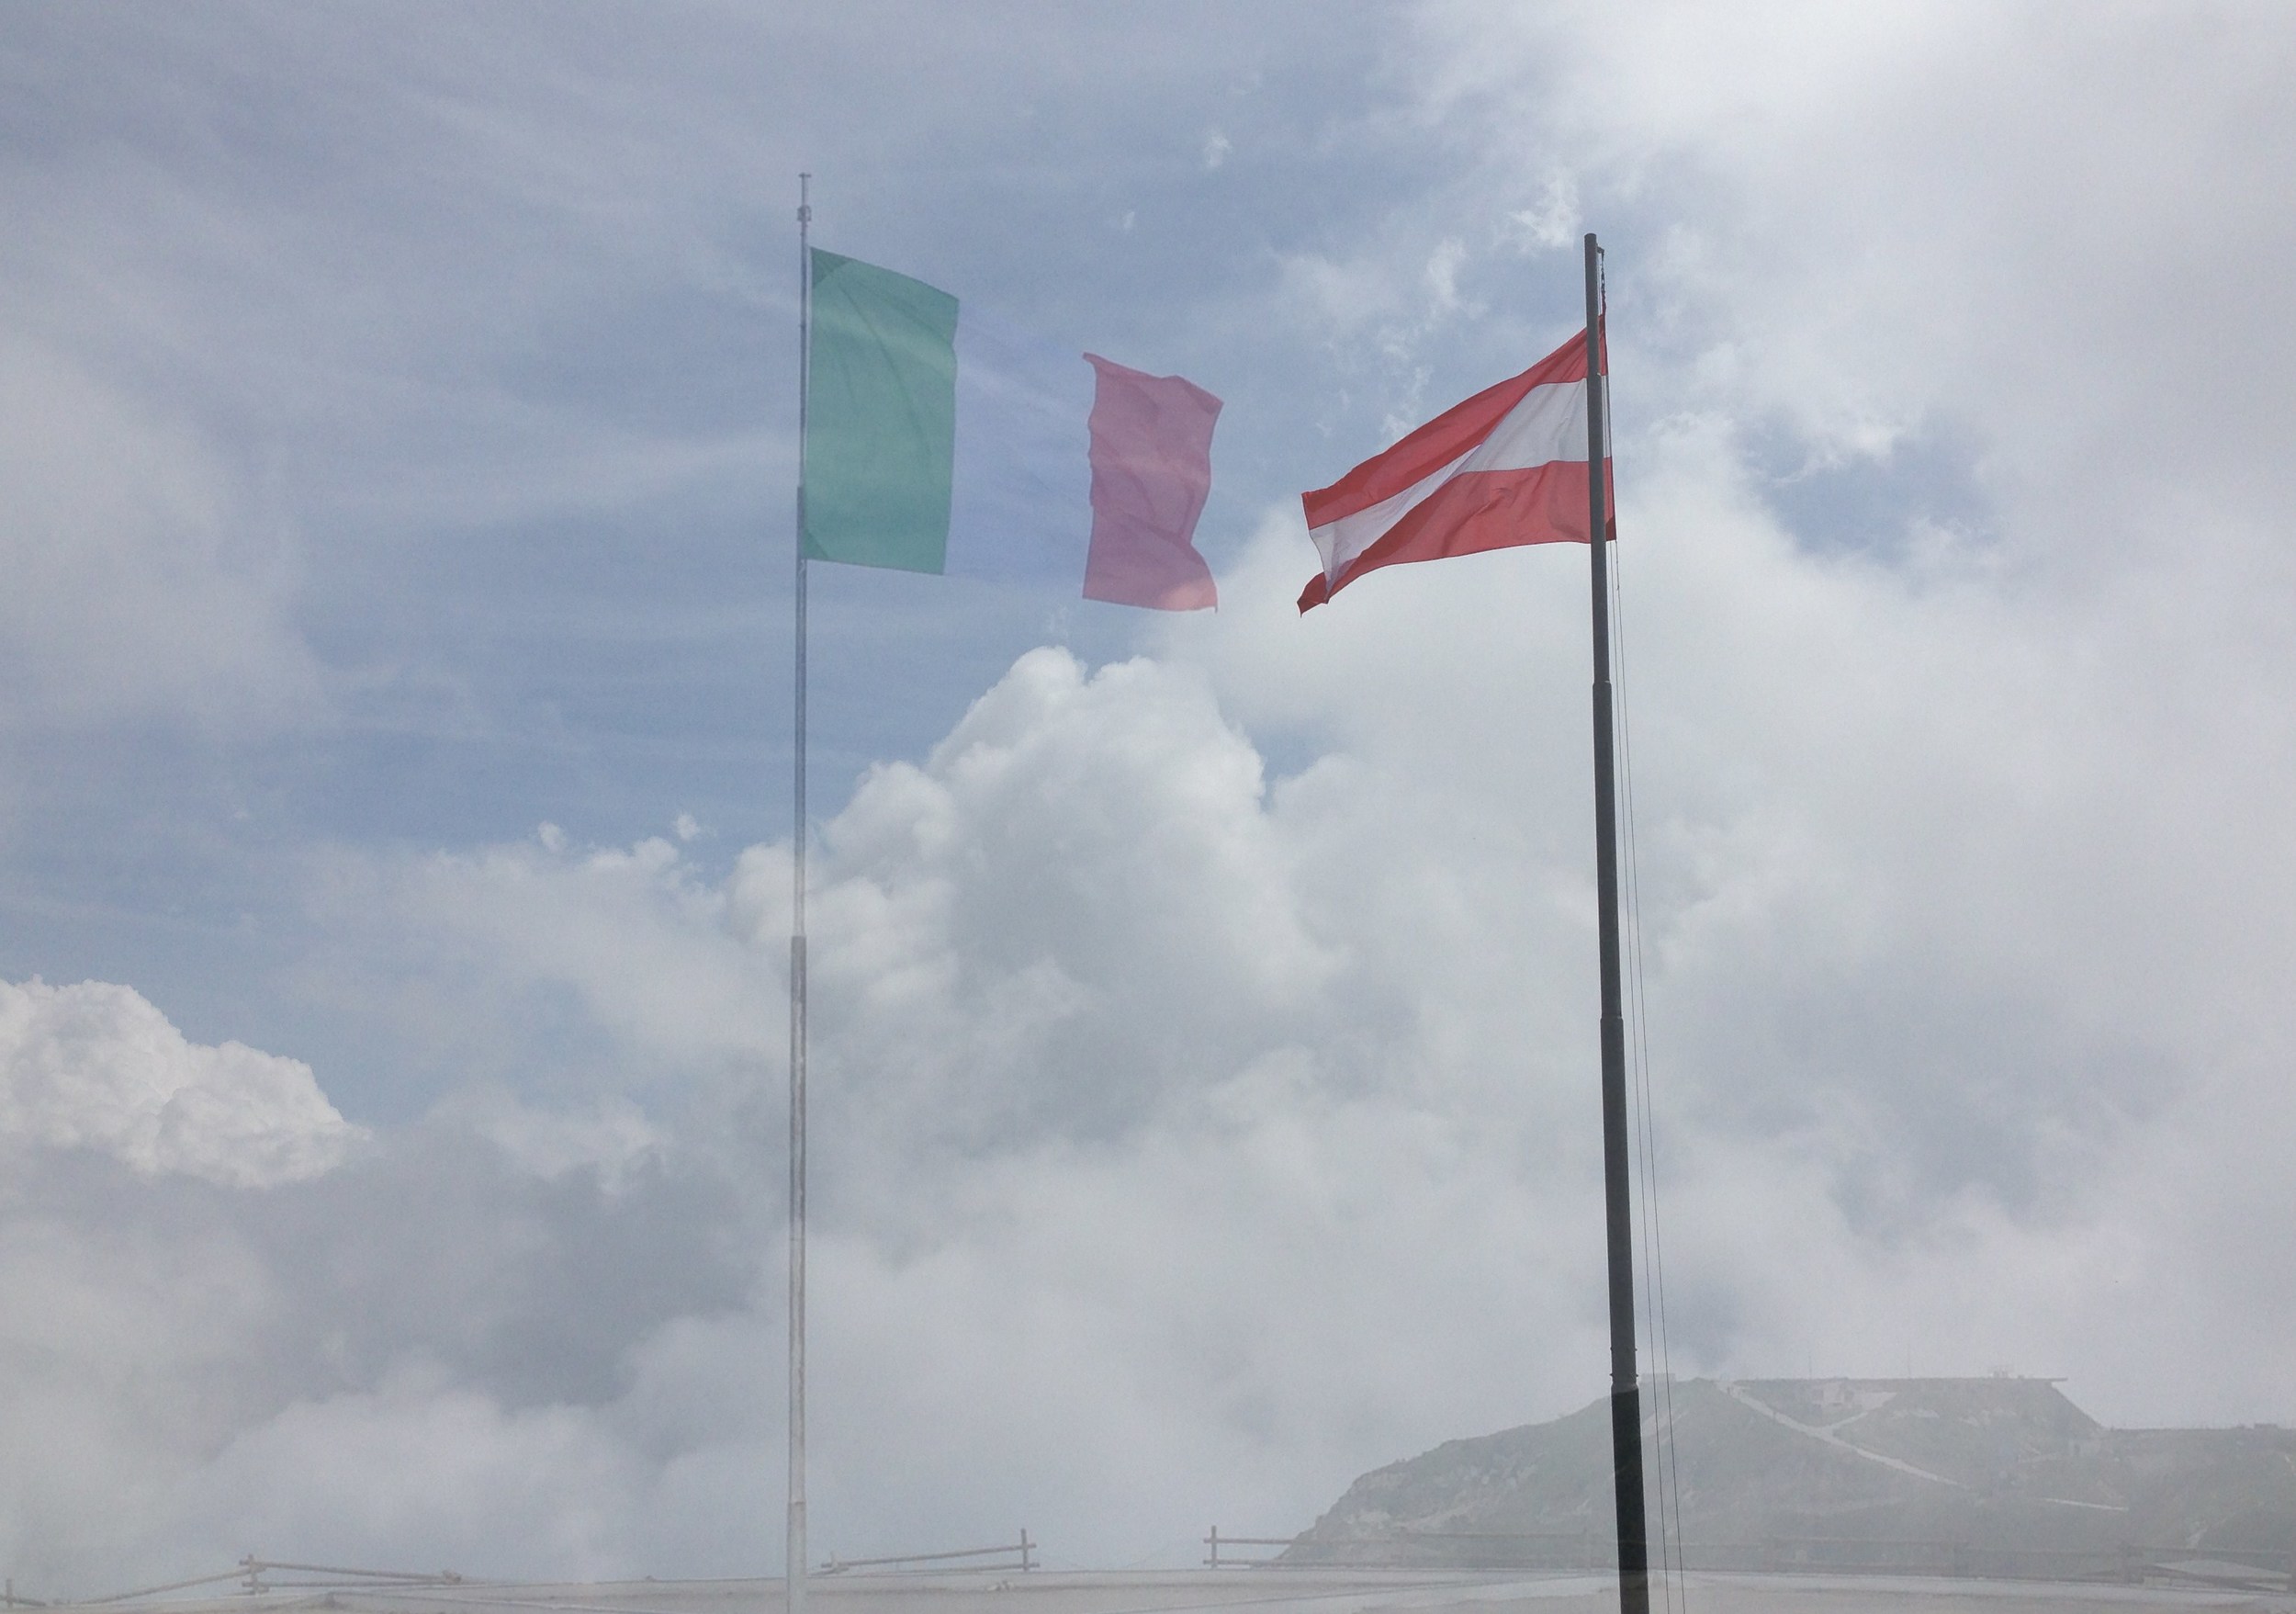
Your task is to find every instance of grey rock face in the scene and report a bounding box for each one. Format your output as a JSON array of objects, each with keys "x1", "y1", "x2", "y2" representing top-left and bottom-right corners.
[{"x1": 1287, "y1": 1379, "x2": 2296, "y2": 1574}]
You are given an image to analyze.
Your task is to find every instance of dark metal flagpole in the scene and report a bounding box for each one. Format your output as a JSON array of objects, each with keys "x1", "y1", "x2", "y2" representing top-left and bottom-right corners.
[
  {"x1": 788, "y1": 172, "x2": 812, "y2": 1614},
  {"x1": 1583, "y1": 231, "x2": 1649, "y2": 1614}
]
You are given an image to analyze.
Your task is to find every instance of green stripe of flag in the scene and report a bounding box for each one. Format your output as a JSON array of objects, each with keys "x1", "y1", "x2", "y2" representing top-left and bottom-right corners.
[{"x1": 803, "y1": 248, "x2": 960, "y2": 573}]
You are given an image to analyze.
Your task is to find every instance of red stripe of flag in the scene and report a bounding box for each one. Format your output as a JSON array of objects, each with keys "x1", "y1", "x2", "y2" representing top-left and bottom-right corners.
[{"x1": 1302, "y1": 334, "x2": 1588, "y2": 528}]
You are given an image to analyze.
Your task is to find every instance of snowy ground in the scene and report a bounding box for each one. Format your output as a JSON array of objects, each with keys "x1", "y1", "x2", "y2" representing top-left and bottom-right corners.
[{"x1": 50, "y1": 1570, "x2": 2296, "y2": 1614}]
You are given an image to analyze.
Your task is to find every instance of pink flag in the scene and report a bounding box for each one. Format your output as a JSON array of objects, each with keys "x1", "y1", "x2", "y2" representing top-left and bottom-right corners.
[{"x1": 1082, "y1": 355, "x2": 1221, "y2": 612}]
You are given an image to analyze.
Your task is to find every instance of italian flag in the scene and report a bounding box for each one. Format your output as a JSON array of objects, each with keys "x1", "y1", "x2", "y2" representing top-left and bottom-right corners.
[
  {"x1": 805, "y1": 249, "x2": 1221, "y2": 611},
  {"x1": 1297, "y1": 325, "x2": 1613, "y2": 611}
]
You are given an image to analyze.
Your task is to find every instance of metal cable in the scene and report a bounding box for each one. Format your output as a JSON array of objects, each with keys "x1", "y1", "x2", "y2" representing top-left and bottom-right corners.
[{"x1": 1610, "y1": 494, "x2": 1691, "y2": 1613}]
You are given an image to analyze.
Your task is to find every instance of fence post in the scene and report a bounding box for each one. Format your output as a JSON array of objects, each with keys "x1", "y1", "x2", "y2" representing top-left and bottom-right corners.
[
  {"x1": 1019, "y1": 1529, "x2": 1034, "y2": 1572},
  {"x1": 1207, "y1": 1527, "x2": 1220, "y2": 1570}
]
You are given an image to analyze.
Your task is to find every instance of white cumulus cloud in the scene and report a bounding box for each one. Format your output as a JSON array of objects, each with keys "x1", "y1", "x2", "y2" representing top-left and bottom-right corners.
[{"x1": 0, "y1": 978, "x2": 360, "y2": 1188}]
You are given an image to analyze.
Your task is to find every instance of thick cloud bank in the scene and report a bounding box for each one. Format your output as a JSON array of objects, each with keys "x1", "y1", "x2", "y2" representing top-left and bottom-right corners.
[
  {"x1": 0, "y1": 978, "x2": 358, "y2": 1186},
  {"x1": 0, "y1": 987, "x2": 756, "y2": 1595},
  {"x1": 6, "y1": 605, "x2": 2296, "y2": 1588}
]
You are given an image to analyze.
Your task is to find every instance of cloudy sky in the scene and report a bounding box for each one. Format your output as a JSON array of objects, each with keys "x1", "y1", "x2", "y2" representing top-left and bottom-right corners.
[{"x1": 6, "y1": 0, "x2": 2296, "y2": 1594}]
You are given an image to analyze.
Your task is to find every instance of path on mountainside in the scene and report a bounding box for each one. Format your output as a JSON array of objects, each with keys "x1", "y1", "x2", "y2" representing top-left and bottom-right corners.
[{"x1": 1717, "y1": 1382, "x2": 1964, "y2": 1487}]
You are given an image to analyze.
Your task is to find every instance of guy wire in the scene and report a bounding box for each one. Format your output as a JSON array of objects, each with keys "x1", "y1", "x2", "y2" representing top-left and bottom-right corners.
[
  {"x1": 1609, "y1": 482, "x2": 1690, "y2": 1609},
  {"x1": 1599, "y1": 247, "x2": 1684, "y2": 1608}
]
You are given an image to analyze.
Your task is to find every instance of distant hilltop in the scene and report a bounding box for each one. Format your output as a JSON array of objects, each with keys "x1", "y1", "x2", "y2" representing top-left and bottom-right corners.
[{"x1": 1281, "y1": 1378, "x2": 2296, "y2": 1582}]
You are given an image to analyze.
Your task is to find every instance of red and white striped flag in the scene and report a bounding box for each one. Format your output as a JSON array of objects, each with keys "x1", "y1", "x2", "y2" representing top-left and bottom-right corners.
[{"x1": 1297, "y1": 326, "x2": 1613, "y2": 611}]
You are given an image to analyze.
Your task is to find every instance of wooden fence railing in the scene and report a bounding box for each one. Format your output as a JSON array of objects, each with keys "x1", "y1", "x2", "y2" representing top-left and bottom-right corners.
[
  {"x1": 818, "y1": 1532, "x2": 1036, "y2": 1575},
  {"x1": 1228, "y1": 1529, "x2": 2296, "y2": 1590}
]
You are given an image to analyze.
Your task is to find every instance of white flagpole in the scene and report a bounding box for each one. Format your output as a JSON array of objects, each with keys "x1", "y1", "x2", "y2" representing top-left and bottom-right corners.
[{"x1": 787, "y1": 171, "x2": 812, "y2": 1614}]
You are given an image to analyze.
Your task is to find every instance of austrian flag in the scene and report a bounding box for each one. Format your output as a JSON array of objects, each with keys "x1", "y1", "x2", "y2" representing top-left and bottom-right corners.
[{"x1": 1298, "y1": 326, "x2": 1613, "y2": 611}]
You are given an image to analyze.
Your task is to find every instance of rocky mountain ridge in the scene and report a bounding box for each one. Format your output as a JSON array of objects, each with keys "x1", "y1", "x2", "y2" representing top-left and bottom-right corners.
[{"x1": 1285, "y1": 1378, "x2": 2296, "y2": 1574}]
